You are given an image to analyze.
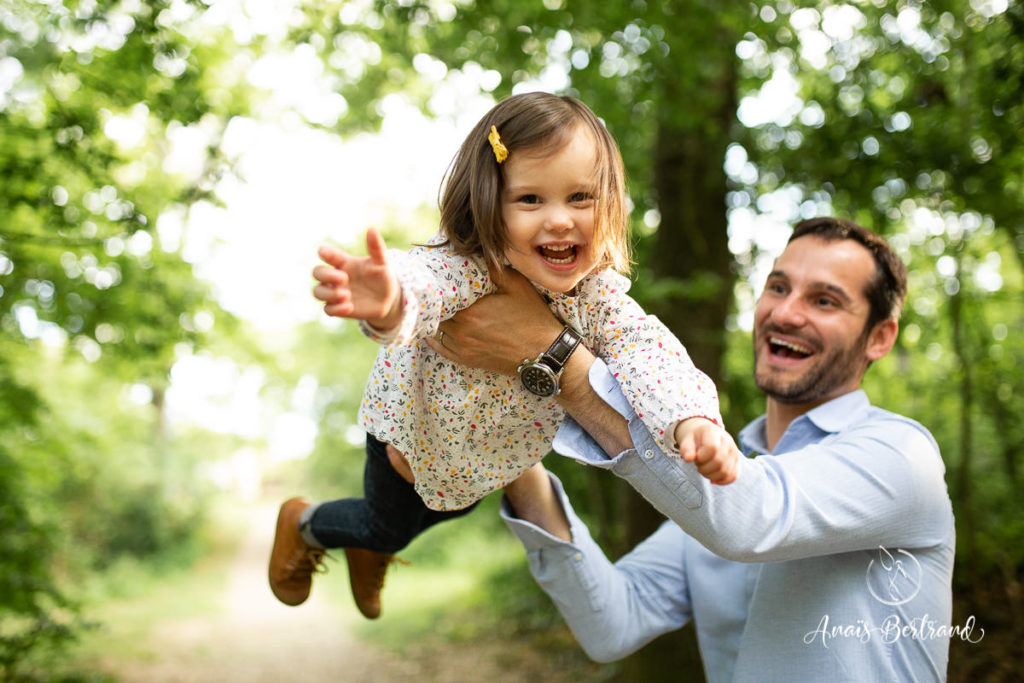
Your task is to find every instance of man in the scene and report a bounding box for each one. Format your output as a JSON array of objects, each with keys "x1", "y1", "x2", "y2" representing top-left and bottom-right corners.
[{"x1": 430, "y1": 218, "x2": 955, "y2": 682}]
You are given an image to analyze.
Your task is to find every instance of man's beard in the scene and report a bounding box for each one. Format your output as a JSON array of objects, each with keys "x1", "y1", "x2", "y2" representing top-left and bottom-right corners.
[{"x1": 754, "y1": 327, "x2": 869, "y2": 405}]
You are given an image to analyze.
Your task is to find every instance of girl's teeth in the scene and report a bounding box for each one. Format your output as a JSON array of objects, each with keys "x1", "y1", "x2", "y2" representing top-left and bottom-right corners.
[{"x1": 539, "y1": 245, "x2": 575, "y2": 263}]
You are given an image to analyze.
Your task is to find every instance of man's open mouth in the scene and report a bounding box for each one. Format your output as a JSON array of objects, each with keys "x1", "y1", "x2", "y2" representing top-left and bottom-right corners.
[
  {"x1": 768, "y1": 336, "x2": 814, "y2": 359},
  {"x1": 538, "y1": 244, "x2": 578, "y2": 265}
]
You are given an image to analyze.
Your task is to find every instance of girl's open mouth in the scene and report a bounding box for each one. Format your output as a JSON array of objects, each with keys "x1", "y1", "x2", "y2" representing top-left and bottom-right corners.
[{"x1": 537, "y1": 244, "x2": 578, "y2": 265}]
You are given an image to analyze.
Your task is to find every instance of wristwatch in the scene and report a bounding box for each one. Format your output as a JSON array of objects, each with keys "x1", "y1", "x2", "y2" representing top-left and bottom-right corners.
[{"x1": 517, "y1": 325, "x2": 584, "y2": 397}]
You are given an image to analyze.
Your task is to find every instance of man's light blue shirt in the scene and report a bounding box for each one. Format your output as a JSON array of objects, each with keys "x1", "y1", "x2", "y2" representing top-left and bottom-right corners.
[{"x1": 501, "y1": 360, "x2": 956, "y2": 682}]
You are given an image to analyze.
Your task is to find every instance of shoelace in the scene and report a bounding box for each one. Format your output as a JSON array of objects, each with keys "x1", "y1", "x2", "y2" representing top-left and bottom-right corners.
[{"x1": 286, "y1": 547, "x2": 332, "y2": 578}]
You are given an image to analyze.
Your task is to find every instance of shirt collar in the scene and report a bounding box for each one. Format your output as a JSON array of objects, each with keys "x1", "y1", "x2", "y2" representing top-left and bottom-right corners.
[
  {"x1": 803, "y1": 389, "x2": 871, "y2": 433},
  {"x1": 738, "y1": 389, "x2": 871, "y2": 456},
  {"x1": 737, "y1": 415, "x2": 769, "y2": 456}
]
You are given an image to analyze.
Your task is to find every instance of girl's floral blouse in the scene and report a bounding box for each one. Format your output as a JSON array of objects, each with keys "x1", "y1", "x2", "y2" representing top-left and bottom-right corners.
[{"x1": 357, "y1": 236, "x2": 721, "y2": 511}]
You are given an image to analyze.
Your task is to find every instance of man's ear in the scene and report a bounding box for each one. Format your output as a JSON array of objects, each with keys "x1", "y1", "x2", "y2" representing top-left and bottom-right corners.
[{"x1": 865, "y1": 318, "x2": 899, "y2": 362}]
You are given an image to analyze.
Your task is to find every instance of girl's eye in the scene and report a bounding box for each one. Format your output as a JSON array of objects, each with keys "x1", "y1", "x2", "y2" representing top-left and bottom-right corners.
[
  {"x1": 518, "y1": 194, "x2": 540, "y2": 204},
  {"x1": 570, "y1": 192, "x2": 593, "y2": 203}
]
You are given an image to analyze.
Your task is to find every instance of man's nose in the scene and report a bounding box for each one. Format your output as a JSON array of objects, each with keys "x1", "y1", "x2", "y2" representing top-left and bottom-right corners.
[{"x1": 770, "y1": 295, "x2": 807, "y2": 327}]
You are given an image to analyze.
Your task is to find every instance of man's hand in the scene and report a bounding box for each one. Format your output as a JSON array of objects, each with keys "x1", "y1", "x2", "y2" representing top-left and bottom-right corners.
[
  {"x1": 425, "y1": 266, "x2": 563, "y2": 375},
  {"x1": 427, "y1": 267, "x2": 632, "y2": 455},
  {"x1": 313, "y1": 228, "x2": 402, "y2": 330},
  {"x1": 674, "y1": 417, "x2": 741, "y2": 485}
]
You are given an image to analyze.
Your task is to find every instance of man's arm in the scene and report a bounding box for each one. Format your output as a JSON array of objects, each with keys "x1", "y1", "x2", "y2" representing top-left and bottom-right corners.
[
  {"x1": 428, "y1": 268, "x2": 736, "y2": 480},
  {"x1": 499, "y1": 469, "x2": 695, "y2": 663},
  {"x1": 425, "y1": 267, "x2": 633, "y2": 457},
  {"x1": 429, "y1": 268, "x2": 952, "y2": 561},
  {"x1": 501, "y1": 462, "x2": 571, "y2": 542},
  {"x1": 562, "y1": 376, "x2": 954, "y2": 562}
]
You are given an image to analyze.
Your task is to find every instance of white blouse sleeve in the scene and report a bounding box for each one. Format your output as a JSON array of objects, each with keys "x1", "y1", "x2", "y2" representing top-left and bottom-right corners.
[
  {"x1": 581, "y1": 271, "x2": 722, "y2": 455},
  {"x1": 359, "y1": 236, "x2": 494, "y2": 346}
]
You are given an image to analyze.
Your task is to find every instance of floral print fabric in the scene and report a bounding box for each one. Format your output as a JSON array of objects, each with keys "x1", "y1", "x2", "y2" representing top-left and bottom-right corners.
[{"x1": 357, "y1": 236, "x2": 721, "y2": 511}]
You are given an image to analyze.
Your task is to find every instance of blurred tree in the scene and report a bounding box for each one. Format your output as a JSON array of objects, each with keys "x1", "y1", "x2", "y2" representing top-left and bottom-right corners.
[
  {"x1": 0, "y1": 354, "x2": 76, "y2": 681},
  {"x1": 0, "y1": 0, "x2": 261, "y2": 673}
]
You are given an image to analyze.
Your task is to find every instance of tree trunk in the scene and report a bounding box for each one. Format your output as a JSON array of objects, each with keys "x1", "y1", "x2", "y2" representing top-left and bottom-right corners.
[
  {"x1": 618, "y1": 15, "x2": 739, "y2": 681},
  {"x1": 949, "y1": 245, "x2": 976, "y2": 585}
]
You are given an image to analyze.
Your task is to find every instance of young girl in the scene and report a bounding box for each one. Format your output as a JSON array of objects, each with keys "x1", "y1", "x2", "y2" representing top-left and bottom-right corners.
[{"x1": 269, "y1": 92, "x2": 738, "y2": 617}]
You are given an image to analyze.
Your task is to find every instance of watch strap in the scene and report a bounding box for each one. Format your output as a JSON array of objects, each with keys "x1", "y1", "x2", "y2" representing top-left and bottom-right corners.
[{"x1": 542, "y1": 325, "x2": 583, "y2": 372}]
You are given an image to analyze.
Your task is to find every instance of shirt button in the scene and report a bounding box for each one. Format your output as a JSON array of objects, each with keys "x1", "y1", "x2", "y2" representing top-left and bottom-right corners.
[
  {"x1": 573, "y1": 553, "x2": 583, "y2": 562},
  {"x1": 644, "y1": 450, "x2": 654, "y2": 460}
]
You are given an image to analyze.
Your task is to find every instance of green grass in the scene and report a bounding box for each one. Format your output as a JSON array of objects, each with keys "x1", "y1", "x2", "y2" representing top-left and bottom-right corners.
[
  {"x1": 43, "y1": 491, "x2": 614, "y2": 681},
  {"x1": 57, "y1": 497, "x2": 247, "y2": 673}
]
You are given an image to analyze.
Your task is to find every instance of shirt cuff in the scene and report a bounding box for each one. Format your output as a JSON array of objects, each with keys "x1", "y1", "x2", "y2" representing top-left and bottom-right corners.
[
  {"x1": 550, "y1": 358, "x2": 636, "y2": 468},
  {"x1": 500, "y1": 472, "x2": 587, "y2": 551}
]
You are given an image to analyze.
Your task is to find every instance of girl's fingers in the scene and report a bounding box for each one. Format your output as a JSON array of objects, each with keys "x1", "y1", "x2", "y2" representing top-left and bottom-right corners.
[
  {"x1": 323, "y1": 301, "x2": 354, "y2": 318},
  {"x1": 313, "y1": 283, "x2": 338, "y2": 303},
  {"x1": 365, "y1": 228, "x2": 389, "y2": 267},
  {"x1": 318, "y1": 244, "x2": 349, "y2": 268},
  {"x1": 313, "y1": 264, "x2": 348, "y2": 286}
]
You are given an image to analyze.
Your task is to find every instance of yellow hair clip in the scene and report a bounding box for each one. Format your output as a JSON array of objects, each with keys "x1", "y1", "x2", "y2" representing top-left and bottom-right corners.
[{"x1": 488, "y1": 125, "x2": 508, "y2": 163}]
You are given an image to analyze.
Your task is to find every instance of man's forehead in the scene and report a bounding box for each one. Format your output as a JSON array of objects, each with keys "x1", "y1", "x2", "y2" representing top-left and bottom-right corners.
[{"x1": 771, "y1": 236, "x2": 875, "y2": 295}]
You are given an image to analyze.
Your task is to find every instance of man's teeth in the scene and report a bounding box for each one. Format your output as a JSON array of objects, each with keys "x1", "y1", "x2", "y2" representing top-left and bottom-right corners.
[{"x1": 770, "y1": 337, "x2": 812, "y2": 355}]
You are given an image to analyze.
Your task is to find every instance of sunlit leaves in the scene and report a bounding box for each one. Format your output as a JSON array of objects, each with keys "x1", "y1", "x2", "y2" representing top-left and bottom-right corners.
[
  {"x1": 0, "y1": 0, "x2": 260, "y2": 378},
  {"x1": 0, "y1": 3, "x2": 268, "y2": 670}
]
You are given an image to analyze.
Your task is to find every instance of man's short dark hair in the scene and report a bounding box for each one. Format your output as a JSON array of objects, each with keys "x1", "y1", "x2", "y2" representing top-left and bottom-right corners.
[{"x1": 789, "y1": 218, "x2": 908, "y2": 332}]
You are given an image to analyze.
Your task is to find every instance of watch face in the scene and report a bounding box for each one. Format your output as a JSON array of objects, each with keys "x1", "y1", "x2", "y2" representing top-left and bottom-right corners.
[{"x1": 521, "y1": 364, "x2": 558, "y2": 397}]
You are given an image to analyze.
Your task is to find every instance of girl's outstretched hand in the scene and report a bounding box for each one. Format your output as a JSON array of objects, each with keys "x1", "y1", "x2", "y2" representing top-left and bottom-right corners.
[
  {"x1": 673, "y1": 418, "x2": 741, "y2": 485},
  {"x1": 313, "y1": 228, "x2": 402, "y2": 330}
]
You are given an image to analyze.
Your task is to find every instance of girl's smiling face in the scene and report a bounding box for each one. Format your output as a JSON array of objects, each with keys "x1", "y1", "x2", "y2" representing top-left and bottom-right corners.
[{"x1": 500, "y1": 127, "x2": 601, "y2": 293}]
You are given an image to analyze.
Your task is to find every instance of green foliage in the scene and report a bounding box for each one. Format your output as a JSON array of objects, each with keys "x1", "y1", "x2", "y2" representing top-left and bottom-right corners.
[
  {"x1": 0, "y1": 0, "x2": 265, "y2": 674},
  {"x1": 0, "y1": 444, "x2": 80, "y2": 682},
  {"x1": 0, "y1": 342, "x2": 80, "y2": 681},
  {"x1": 1, "y1": 0, "x2": 1021, "y2": 678}
]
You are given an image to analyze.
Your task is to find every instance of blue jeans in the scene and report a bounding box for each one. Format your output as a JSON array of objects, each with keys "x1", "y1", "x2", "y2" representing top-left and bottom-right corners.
[{"x1": 308, "y1": 434, "x2": 479, "y2": 553}]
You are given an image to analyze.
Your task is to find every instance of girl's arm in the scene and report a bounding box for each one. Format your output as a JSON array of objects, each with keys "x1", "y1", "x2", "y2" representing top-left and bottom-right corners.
[
  {"x1": 587, "y1": 280, "x2": 723, "y2": 458},
  {"x1": 315, "y1": 231, "x2": 493, "y2": 346}
]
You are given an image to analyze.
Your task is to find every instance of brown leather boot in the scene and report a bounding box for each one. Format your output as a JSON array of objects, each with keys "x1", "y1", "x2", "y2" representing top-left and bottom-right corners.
[
  {"x1": 268, "y1": 497, "x2": 327, "y2": 606},
  {"x1": 343, "y1": 547, "x2": 397, "y2": 619}
]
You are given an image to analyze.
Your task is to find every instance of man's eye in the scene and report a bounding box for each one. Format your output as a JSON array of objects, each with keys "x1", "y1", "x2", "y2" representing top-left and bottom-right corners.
[{"x1": 816, "y1": 297, "x2": 837, "y2": 308}]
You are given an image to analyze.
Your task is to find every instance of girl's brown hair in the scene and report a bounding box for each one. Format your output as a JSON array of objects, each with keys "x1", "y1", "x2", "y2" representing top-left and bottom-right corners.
[{"x1": 438, "y1": 92, "x2": 630, "y2": 275}]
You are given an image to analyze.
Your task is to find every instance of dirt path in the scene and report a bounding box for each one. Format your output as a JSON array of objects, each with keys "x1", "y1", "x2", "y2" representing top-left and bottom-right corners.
[
  {"x1": 105, "y1": 503, "x2": 579, "y2": 683},
  {"x1": 111, "y1": 503, "x2": 422, "y2": 682}
]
